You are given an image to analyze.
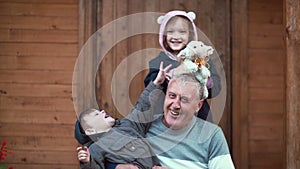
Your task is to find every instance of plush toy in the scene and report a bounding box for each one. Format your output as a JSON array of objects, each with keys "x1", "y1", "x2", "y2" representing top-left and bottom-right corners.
[{"x1": 174, "y1": 41, "x2": 214, "y2": 99}]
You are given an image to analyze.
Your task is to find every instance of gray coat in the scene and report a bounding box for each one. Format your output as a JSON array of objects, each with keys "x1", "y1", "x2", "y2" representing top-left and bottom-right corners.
[{"x1": 81, "y1": 82, "x2": 165, "y2": 169}]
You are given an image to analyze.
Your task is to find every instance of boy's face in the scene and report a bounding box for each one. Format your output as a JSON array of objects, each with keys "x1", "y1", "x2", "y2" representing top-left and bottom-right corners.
[
  {"x1": 163, "y1": 79, "x2": 202, "y2": 130},
  {"x1": 165, "y1": 17, "x2": 190, "y2": 55},
  {"x1": 83, "y1": 110, "x2": 115, "y2": 134}
]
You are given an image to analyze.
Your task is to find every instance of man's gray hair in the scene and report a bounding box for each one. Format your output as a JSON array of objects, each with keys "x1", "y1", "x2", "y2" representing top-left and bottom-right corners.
[{"x1": 169, "y1": 73, "x2": 204, "y2": 100}]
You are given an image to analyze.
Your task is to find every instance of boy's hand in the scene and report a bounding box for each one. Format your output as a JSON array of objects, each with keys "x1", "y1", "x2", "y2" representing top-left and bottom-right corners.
[
  {"x1": 77, "y1": 146, "x2": 90, "y2": 163},
  {"x1": 153, "y1": 62, "x2": 172, "y2": 86}
]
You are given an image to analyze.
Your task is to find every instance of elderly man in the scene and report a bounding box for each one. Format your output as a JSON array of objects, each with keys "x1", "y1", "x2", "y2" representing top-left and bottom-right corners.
[{"x1": 146, "y1": 71, "x2": 235, "y2": 169}]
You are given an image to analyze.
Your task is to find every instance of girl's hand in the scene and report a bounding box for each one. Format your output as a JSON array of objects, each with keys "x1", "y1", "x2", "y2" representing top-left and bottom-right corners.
[
  {"x1": 77, "y1": 146, "x2": 90, "y2": 163},
  {"x1": 153, "y1": 62, "x2": 172, "y2": 86}
]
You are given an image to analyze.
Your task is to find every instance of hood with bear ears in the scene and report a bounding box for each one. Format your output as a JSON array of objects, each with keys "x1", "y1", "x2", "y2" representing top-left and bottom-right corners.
[{"x1": 157, "y1": 10, "x2": 198, "y2": 60}]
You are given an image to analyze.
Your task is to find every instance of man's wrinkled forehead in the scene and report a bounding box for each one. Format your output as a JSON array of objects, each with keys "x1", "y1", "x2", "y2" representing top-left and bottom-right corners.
[{"x1": 168, "y1": 79, "x2": 194, "y2": 91}]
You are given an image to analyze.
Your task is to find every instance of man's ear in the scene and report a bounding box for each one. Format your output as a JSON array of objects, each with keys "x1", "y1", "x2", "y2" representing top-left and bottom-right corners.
[
  {"x1": 196, "y1": 99, "x2": 204, "y2": 112},
  {"x1": 85, "y1": 128, "x2": 96, "y2": 135}
]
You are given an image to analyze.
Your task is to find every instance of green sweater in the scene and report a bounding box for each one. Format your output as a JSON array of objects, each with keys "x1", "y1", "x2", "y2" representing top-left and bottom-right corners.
[{"x1": 146, "y1": 115, "x2": 235, "y2": 169}]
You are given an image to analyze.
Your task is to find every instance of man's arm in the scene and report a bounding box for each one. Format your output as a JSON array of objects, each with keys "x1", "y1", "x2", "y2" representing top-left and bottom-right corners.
[
  {"x1": 208, "y1": 127, "x2": 235, "y2": 169},
  {"x1": 125, "y1": 62, "x2": 171, "y2": 133}
]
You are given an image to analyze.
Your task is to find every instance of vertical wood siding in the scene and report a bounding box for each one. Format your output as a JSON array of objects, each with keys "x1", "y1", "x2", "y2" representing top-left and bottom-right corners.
[
  {"x1": 233, "y1": 0, "x2": 286, "y2": 168},
  {"x1": 0, "y1": 0, "x2": 79, "y2": 168},
  {"x1": 248, "y1": 0, "x2": 285, "y2": 169}
]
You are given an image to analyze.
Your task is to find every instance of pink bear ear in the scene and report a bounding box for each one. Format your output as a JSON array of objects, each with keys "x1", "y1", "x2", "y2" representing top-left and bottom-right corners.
[
  {"x1": 157, "y1": 15, "x2": 165, "y2": 24},
  {"x1": 187, "y1": 11, "x2": 196, "y2": 20}
]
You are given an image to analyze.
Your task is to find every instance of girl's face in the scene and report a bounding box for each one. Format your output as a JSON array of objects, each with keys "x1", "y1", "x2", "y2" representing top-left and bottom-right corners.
[{"x1": 165, "y1": 17, "x2": 190, "y2": 55}]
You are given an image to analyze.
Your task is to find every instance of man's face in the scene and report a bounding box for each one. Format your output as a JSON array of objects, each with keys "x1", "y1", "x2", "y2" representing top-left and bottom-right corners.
[
  {"x1": 165, "y1": 17, "x2": 190, "y2": 55},
  {"x1": 163, "y1": 79, "x2": 202, "y2": 130},
  {"x1": 84, "y1": 110, "x2": 115, "y2": 134}
]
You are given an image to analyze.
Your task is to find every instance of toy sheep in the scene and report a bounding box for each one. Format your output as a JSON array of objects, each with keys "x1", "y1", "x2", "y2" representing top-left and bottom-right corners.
[{"x1": 174, "y1": 41, "x2": 214, "y2": 99}]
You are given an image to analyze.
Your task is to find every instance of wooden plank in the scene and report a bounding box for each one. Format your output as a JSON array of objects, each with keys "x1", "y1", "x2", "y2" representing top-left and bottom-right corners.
[
  {"x1": 249, "y1": 114, "x2": 284, "y2": 127},
  {"x1": 173, "y1": 0, "x2": 185, "y2": 10},
  {"x1": 249, "y1": 87, "x2": 284, "y2": 101},
  {"x1": 0, "y1": 43, "x2": 77, "y2": 57},
  {"x1": 248, "y1": 11, "x2": 283, "y2": 24},
  {"x1": 112, "y1": 0, "x2": 130, "y2": 118},
  {"x1": 249, "y1": 152, "x2": 283, "y2": 168},
  {"x1": 0, "y1": 16, "x2": 77, "y2": 30},
  {"x1": 143, "y1": 0, "x2": 159, "y2": 80},
  {"x1": 0, "y1": 29, "x2": 78, "y2": 43},
  {"x1": 248, "y1": 51, "x2": 284, "y2": 75},
  {"x1": 0, "y1": 55, "x2": 76, "y2": 70},
  {"x1": 195, "y1": 0, "x2": 213, "y2": 38},
  {"x1": 0, "y1": 123, "x2": 74, "y2": 137},
  {"x1": 249, "y1": 140, "x2": 283, "y2": 153},
  {"x1": 0, "y1": 2, "x2": 77, "y2": 17},
  {"x1": 159, "y1": 0, "x2": 172, "y2": 13},
  {"x1": 0, "y1": 83, "x2": 71, "y2": 97},
  {"x1": 212, "y1": 0, "x2": 232, "y2": 147},
  {"x1": 248, "y1": 0, "x2": 282, "y2": 11},
  {"x1": 1, "y1": 136, "x2": 77, "y2": 151},
  {"x1": 249, "y1": 126, "x2": 283, "y2": 140},
  {"x1": 231, "y1": 0, "x2": 249, "y2": 168},
  {"x1": 0, "y1": 0, "x2": 77, "y2": 4},
  {"x1": 0, "y1": 70, "x2": 73, "y2": 84},
  {"x1": 249, "y1": 100, "x2": 283, "y2": 114},
  {"x1": 8, "y1": 164, "x2": 80, "y2": 169},
  {"x1": 5, "y1": 150, "x2": 78, "y2": 165},
  {"x1": 0, "y1": 110, "x2": 76, "y2": 124},
  {"x1": 143, "y1": 0, "x2": 160, "y2": 84},
  {"x1": 249, "y1": 36, "x2": 284, "y2": 49},
  {"x1": 248, "y1": 48, "x2": 284, "y2": 58},
  {"x1": 0, "y1": 96, "x2": 73, "y2": 111},
  {"x1": 249, "y1": 75, "x2": 284, "y2": 88},
  {"x1": 127, "y1": 0, "x2": 144, "y2": 105},
  {"x1": 249, "y1": 23, "x2": 283, "y2": 37},
  {"x1": 9, "y1": 164, "x2": 80, "y2": 169},
  {"x1": 97, "y1": 0, "x2": 116, "y2": 117},
  {"x1": 285, "y1": 0, "x2": 300, "y2": 168}
]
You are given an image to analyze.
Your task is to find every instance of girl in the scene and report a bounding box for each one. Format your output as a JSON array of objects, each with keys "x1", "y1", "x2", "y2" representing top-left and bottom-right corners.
[{"x1": 144, "y1": 10, "x2": 221, "y2": 122}]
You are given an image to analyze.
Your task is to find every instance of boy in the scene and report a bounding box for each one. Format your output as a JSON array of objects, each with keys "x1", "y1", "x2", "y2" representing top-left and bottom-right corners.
[{"x1": 77, "y1": 63, "x2": 172, "y2": 169}]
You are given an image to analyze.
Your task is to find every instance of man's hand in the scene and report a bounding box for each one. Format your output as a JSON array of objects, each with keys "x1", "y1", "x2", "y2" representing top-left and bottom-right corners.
[
  {"x1": 77, "y1": 146, "x2": 90, "y2": 163},
  {"x1": 153, "y1": 62, "x2": 172, "y2": 86}
]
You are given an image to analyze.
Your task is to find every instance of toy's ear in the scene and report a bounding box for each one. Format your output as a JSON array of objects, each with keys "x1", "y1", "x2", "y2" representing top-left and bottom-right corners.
[
  {"x1": 187, "y1": 11, "x2": 196, "y2": 20},
  {"x1": 157, "y1": 15, "x2": 165, "y2": 24}
]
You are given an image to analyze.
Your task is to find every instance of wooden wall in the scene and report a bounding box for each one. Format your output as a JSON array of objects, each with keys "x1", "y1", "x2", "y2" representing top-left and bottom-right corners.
[
  {"x1": 0, "y1": 0, "x2": 80, "y2": 168},
  {"x1": 0, "y1": 0, "x2": 297, "y2": 169},
  {"x1": 232, "y1": 0, "x2": 286, "y2": 168}
]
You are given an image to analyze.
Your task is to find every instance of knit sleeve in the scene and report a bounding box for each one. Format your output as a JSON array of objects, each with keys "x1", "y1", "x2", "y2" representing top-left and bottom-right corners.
[{"x1": 208, "y1": 127, "x2": 235, "y2": 169}]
